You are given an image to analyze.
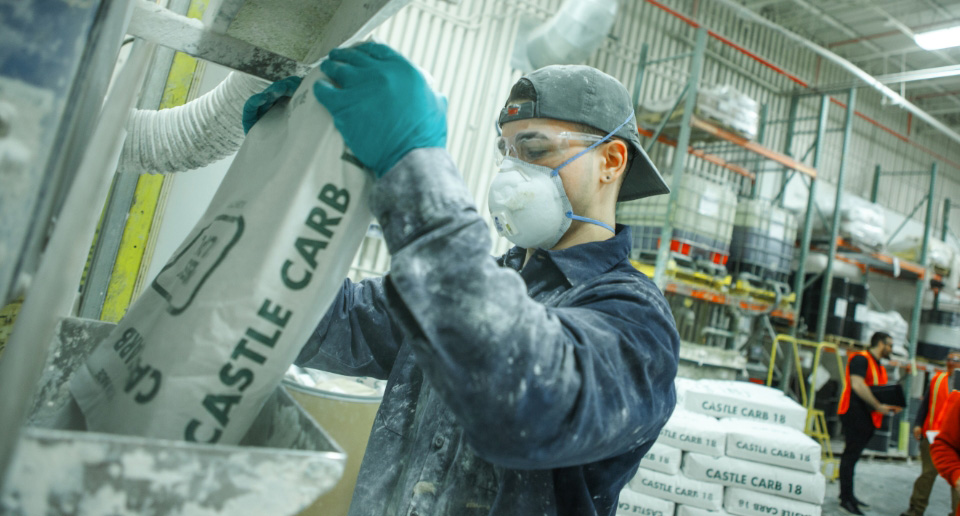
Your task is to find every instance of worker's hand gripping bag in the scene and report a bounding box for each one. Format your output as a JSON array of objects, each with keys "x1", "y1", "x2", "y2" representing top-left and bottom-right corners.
[{"x1": 70, "y1": 68, "x2": 373, "y2": 444}]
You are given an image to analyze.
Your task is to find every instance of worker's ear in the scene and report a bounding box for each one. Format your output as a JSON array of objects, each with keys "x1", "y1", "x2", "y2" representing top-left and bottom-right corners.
[{"x1": 598, "y1": 139, "x2": 628, "y2": 186}]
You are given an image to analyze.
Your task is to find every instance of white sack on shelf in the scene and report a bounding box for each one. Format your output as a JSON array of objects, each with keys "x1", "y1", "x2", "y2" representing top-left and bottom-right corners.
[
  {"x1": 678, "y1": 505, "x2": 733, "y2": 516},
  {"x1": 724, "y1": 487, "x2": 821, "y2": 516},
  {"x1": 618, "y1": 488, "x2": 676, "y2": 516},
  {"x1": 722, "y1": 418, "x2": 821, "y2": 473},
  {"x1": 658, "y1": 409, "x2": 727, "y2": 456},
  {"x1": 641, "y1": 442, "x2": 684, "y2": 475},
  {"x1": 629, "y1": 468, "x2": 724, "y2": 511},
  {"x1": 860, "y1": 308, "x2": 908, "y2": 352},
  {"x1": 840, "y1": 200, "x2": 884, "y2": 227},
  {"x1": 839, "y1": 221, "x2": 885, "y2": 249},
  {"x1": 806, "y1": 196, "x2": 885, "y2": 249},
  {"x1": 890, "y1": 236, "x2": 956, "y2": 272},
  {"x1": 683, "y1": 453, "x2": 825, "y2": 505},
  {"x1": 683, "y1": 380, "x2": 806, "y2": 431}
]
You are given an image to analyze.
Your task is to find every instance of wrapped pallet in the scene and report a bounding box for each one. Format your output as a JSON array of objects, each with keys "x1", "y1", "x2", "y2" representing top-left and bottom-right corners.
[{"x1": 636, "y1": 85, "x2": 759, "y2": 141}]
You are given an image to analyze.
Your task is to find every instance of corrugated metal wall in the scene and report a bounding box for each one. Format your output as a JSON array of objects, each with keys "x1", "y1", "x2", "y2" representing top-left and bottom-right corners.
[{"x1": 348, "y1": 0, "x2": 960, "y2": 279}]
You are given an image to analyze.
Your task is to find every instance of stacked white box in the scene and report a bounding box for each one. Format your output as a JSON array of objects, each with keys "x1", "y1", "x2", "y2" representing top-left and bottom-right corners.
[{"x1": 622, "y1": 379, "x2": 826, "y2": 516}]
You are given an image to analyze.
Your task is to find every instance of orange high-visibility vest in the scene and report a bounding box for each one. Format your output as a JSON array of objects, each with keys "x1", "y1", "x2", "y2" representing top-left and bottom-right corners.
[
  {"x1": 925, "y1": 371, "x2": 951, "y2": 433},
  {"x1": 838, "y1": 350, "x2": 889, "y2": 428}
]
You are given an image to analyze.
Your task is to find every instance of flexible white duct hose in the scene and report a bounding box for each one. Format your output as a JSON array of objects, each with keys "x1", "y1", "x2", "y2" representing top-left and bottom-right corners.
[{"x1": 119, "y1": 71, "x2": 270, "y2": 174}]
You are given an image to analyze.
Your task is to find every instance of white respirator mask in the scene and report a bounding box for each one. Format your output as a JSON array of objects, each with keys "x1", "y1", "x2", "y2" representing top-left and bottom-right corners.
[{"x1": 486, "y1": 115, "x2": 631, "y2": 250}]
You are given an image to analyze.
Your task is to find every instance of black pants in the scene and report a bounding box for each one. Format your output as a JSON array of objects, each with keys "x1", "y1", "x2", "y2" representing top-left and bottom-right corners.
[{"x1": 840, "y1": 413, "x2": 876, "y2": 502}]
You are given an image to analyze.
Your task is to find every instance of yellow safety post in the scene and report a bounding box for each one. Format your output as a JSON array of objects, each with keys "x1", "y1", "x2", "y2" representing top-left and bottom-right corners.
[
  {"x1": 766, "y1": 334, "x2": 846, "y2": 481},
  {"x1": 99, "y1": 0, "x2": 210, "y2": 322}
]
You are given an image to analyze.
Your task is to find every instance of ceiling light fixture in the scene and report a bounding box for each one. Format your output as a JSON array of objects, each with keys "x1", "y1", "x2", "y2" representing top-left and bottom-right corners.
[{"x1": 915, "y1": 26, "x2": 960, "y2": 50}]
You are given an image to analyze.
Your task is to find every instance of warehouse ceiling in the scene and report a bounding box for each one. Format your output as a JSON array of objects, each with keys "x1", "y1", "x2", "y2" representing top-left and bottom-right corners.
[{"x1": 741, "y1": 0, "x2": 960, "y2": 130}]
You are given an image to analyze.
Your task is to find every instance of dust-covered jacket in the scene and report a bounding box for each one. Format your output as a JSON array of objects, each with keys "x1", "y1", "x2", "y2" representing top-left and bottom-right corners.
[{"x1": 295, "y1": 148, "x2": 680, "y2": 516}]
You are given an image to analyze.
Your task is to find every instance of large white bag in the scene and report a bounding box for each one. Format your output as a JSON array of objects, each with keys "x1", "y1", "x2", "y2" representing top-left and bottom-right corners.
[
  {"x1": 629, "y1": 469, "x2": 724, "y2": 511},
  {"x1": 723, "y1": 419, "x2": 821, "y2": 473},
  {"x1": 70, "y1": 67, "x2": 373, "y2": 444},
  {"x1": 641, "y1": 442, "x2": 683, "y2": 475},
  {"x1": 618, "y1": 488, "x2": 676, "y2": 516},
  {"x1": 724, "y1": 487, "x2": 821, "y2": 516},
  {"x1": 658, "y1": 410, "x2": 727, "y2": 457},
  {"x1": 683, "y1": 381, "x2": 807, "y2": 431},
  {"x1": 682, "y1": 453, "x2": 825, "y2": 504}
]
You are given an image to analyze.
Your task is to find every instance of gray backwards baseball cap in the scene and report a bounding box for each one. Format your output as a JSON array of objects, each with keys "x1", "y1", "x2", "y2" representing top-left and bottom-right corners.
[{"x1": 498, "y1": 65, "x2": 668, "y2": 202}]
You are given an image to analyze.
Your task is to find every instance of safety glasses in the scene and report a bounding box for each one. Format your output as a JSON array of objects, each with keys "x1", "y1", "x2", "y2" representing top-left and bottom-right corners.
[{"x1": 494, "y1": 131, "x2": 606, "y2": 166}]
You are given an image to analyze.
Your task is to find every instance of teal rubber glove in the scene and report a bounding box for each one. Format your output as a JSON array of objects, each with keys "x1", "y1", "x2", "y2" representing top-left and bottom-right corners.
[
  {"x1": 313, "y1": 42, "x2": 447, "y2": 178},
  {"x1": 242, "y1": 76, "x2": 303, "y2": 134}
]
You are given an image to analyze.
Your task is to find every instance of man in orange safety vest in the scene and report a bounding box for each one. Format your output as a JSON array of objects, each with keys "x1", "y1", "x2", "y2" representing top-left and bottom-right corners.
[
  {"x1": 837, "y1": 332, "x2": 899, "y2": 515},
  {"x1": 902, "y1": 352, "x2": 960, "y2": 516}
]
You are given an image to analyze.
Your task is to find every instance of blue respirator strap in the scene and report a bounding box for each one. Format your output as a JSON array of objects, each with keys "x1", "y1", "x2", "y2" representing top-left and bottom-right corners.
[
  {"x1": 551, "y1": 112, "x2": 636, "y2": 177},
  {"x1": 566, "y1": 211, "x2": 615, "y2": 233}
]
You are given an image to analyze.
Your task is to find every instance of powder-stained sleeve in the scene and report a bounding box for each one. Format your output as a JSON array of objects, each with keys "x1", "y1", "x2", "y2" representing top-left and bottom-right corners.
[
  {"x1": 295, "y1": 277, "x2": 406, "y2": 380},
  {"x1": 369, "y1": 148, "x2": 680, "y2": 470}
]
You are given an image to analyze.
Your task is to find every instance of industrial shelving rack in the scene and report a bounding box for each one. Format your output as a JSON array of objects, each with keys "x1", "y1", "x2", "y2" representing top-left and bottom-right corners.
[
  {"x1": 631, "y1": 28, "x2": 819, "y2": 373},
  {"x1": 631, "y1": 27, "x2": 947, "y2": 456}
]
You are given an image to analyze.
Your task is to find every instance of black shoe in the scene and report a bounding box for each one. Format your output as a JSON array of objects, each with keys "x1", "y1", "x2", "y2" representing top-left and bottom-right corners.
[
  {"x1": 840, "y1": 499, "x2": 865, "y2": 515},
  {"x1": 840, "y1": 496, "x2": 871, "y2": 509}
]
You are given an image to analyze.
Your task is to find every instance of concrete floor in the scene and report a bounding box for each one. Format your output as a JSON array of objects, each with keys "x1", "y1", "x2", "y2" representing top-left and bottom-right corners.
[{"x1": 822, "y1": 458, "x2": 955, "y2": 516}]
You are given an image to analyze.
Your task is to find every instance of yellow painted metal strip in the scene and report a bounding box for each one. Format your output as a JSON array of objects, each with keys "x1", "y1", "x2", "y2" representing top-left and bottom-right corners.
[
  {"x1": 0, "y1": 297, "x2": 23, "y2": 361},
  {"x1": 99, "y1": 0, "x2": 210, "y2": 322}
]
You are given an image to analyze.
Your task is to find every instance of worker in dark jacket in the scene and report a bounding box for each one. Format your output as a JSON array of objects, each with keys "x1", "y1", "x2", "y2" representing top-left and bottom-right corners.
[
  {"x1": 903, "y1": 352, "x2": 960, "y2": 516},
  {"x1": 245, "y1": 43, "x2": 680, "y2": 516}
]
